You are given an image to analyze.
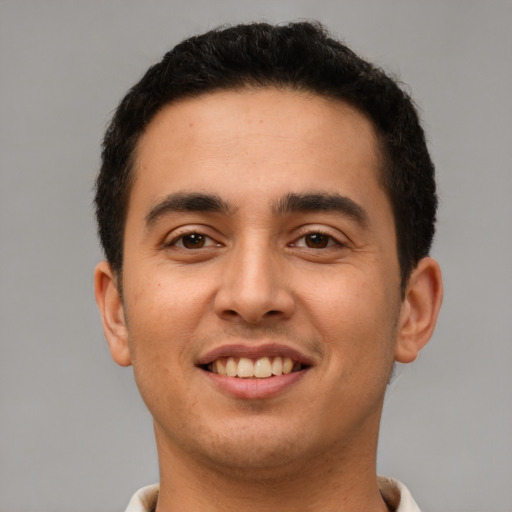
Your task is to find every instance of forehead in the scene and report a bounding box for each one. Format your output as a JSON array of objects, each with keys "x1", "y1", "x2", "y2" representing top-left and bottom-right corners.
[{"x1": 131, "y1": 87, "x2": 386, "y2": 214}]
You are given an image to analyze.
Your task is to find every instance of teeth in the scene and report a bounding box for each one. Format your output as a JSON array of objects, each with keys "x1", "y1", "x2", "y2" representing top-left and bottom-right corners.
[
  {"x1": 282, "y1": 357, "x2": 293, "y2": 374},
  {"x1": 208, "y1": 356, "x2": 299, "y2": 378},
  {"x1": 271, "y1": 356, "x2": 282, "y2": 375},
  {"x1": 254, "y1": 356, "x2": 272, "y2": 378},
  {"x1": 226, "y1": 357, "x2": 237, "y2": 377},
  {"x1": 237, "y1": 357, "x2": 254, "y2": 378},
  {"x1": 216, "y1": 358, "x2": 226, "y2": 376}
]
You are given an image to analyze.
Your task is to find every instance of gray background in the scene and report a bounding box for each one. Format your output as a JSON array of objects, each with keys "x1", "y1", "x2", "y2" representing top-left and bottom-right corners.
[{"x1": 1, "y1": 1, "x2": 511, "y2": 511}]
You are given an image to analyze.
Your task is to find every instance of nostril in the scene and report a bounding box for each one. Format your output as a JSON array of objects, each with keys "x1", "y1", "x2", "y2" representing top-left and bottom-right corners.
[
  {"x1": 214, "y1": 285, "x2": 295, "y2": 323},
  {"x1": 224, "y1": 309, "x2": 281, "y2": 318}
]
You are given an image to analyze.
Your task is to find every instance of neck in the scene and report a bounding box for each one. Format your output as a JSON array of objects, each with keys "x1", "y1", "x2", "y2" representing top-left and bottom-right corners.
[{"x1": 153, "y1": 417, "x2": 389, "y2": 512}]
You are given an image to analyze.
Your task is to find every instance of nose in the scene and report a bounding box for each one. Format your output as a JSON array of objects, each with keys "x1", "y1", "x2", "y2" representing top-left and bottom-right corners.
[{"x1": 213, "y1": 240, "x2": 295, "y2": 324}]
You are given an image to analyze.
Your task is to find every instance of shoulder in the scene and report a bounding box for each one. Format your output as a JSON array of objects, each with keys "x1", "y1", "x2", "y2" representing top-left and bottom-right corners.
[
  {"x1": 124, "y1": 484, "x2": 159, "y2": 512},
  {"x1": 378, "y1": 476, "x2": 422, "y2": 512}
]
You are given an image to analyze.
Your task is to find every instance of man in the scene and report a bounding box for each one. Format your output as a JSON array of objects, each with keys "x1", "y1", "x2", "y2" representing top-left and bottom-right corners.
[{"x1": 94, "y1": 21, "x2": 443, "y2": 512}]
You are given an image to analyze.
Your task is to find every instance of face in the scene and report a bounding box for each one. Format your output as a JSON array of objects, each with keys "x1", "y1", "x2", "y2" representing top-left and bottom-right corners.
[{"x1": 101, "y1": 88, "x2": 412, "y2": 474}]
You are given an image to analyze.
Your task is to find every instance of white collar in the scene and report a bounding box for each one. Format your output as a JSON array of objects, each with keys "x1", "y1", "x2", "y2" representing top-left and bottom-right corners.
[{"x1": 125, "y1": 477, "x2": 422, "y2": 512}]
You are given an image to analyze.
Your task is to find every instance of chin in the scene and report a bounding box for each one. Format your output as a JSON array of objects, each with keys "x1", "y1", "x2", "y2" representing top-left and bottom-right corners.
[{"x1": 163, "y1": 415, "x2": 319, "y2": 474}]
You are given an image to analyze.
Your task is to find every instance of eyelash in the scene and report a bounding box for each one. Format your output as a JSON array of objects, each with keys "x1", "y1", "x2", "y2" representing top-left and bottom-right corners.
[
  {"x1": 165, "y1": 229, "x2": 345, "y2": 251},
  {"x1": 166, "y1": 231, "x2": 220, "y2": 250},
  {"x1": 290, "y1": 230, "x2": 346, "y2": 250}
]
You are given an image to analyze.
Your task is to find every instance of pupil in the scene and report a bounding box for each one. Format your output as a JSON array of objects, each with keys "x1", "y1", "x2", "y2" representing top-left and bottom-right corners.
[
  {"x1": 183, "y1": 234, "x2": 205, "y2": 249},
  {"x1": 306, "y1": 233, "x2": 328, "y2": 248}
]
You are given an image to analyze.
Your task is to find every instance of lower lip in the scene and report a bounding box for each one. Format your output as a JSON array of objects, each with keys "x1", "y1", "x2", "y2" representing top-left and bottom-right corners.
[{"x1": 202, "y1": 369, "x2": 308, "y2": 399}]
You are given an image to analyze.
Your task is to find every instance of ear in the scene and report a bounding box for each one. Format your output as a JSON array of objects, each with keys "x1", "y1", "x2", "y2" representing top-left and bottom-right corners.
[
  {"x1": 94, "y1": 261, "x2": 132, "y2": 367},
  {"x1": 395, "y1": 257, "x2": 443, "y2": 363}
]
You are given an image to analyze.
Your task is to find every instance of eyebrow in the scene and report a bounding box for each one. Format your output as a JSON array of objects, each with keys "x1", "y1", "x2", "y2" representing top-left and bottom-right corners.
[
  {"x1": 145, "y1": 192, "x2": 231, "y2": 227},
  {"x1": 145, "y1": 190, "x2": 368, "y2": 229},
  {"x1": 272, "y1": 192, "x2": 368, "y2": 227}
]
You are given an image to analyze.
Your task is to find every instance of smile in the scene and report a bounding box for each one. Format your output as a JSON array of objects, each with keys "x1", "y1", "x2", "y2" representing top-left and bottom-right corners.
[
  {"x1": 206, "y1": 356, "x2": 304, "y2": 378},
  {"x1": 197, "y1": 344, "x2": 312, "y2": 399}
]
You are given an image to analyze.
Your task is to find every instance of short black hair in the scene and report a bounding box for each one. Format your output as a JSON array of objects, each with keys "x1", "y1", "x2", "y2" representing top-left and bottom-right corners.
[{"x1": 95, "y1": 21, "x2": 437, "y2": 289}]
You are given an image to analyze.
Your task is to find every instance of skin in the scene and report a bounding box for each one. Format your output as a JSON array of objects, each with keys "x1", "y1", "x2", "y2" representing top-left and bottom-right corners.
[{"x1": 95, "y1": 88, "x2": 443, "y2": 511}]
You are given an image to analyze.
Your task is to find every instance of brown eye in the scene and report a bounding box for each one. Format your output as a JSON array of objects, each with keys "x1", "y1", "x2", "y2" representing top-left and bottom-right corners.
[
  {"x1": 305, "y1": 233, "x2": 330, "y2": 248},
  {"x1": 167, "y1": 231, "x2": 221, "y2": 251},
  {"x1": 181, "y1": 233, "x2": 206, "y2": 249}
]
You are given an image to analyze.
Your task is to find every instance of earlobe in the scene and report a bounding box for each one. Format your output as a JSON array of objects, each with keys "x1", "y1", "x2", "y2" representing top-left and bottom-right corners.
[
  {"x1": 395, "y1": 257, "x2": 443, "y2": 363},
  {"x1": 94, "y1": 261, "x2": 132, "y2": 367}
]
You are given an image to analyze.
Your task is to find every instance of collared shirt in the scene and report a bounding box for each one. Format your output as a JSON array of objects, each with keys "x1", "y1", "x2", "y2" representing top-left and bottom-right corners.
[{"x1": 124, "y1": 477, "x2": 421, "y2": 511}]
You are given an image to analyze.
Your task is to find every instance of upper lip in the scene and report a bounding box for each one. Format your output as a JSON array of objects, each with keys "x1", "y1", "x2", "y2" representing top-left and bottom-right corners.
[{"x1": 196, "y1": 343, "x2": 315, "y2": 367}]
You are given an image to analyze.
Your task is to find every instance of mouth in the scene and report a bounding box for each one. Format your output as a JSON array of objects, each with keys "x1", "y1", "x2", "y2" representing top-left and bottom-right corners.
[
  {"x1": 197, "y1": 344, "x2": 313, "y2": 379},
  {"x1": 197, "y1": 344, "x2": 312, "y2": 399},
  {"x1": 202, "y1": 356, "x2": 306, "y2": 378}
]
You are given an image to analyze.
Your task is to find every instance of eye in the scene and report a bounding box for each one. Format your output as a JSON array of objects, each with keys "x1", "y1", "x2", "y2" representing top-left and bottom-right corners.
[
  {"x1": 291, "y1": 232, "x2": 343, "y2": 249},
  {"x1": 303, "y1": 233, "x2": 330, "y2": 248},
  {"x1": 171, "y1": 232, "x2": 219, "y2": 249}
]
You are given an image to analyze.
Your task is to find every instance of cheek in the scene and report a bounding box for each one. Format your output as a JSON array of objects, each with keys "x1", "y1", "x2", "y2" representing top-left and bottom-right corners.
[
  {"x1": 122, "y1": 276, "x2": 207, "y2": 419},
  {"x1": 123, "y1": 272, "x2": 211, "y2": 368},
  {"x1": 305, "y1": 270, "x2": 400, "y2": 362}
]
